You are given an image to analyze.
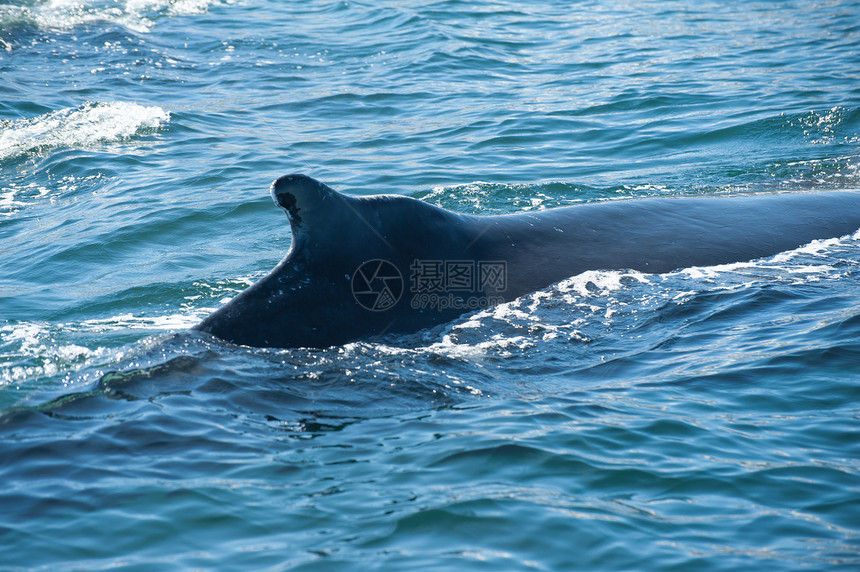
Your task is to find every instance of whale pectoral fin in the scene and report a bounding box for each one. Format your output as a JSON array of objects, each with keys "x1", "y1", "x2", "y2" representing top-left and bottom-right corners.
[{"x1": 270, "y1": 174, "x2": 344, "y2": 236}]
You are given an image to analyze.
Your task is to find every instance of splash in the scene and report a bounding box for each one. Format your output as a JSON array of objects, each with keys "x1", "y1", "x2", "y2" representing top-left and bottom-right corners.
[
  {"x1": 788, "y1": 106, "x2": 848, "y2": 145},
  {"x1": 0, "y1": 321, "x2": 100, "y2": 386},
  {"x1": 0, "y1": 0, "x2": 224, "y2": 35},
  {"x1": 417, "y1": 229, "x2": 860, "y2": 355},
  {"x1": 0, "y1": 310, "x2": 203, "y2": 387},
  {"x1": 0, "y1": 101, "x2": 169, "y2": 161},
  {"x1": 0, "y1": 181, "x2": 50, "y2": 217},
  {"x1": 0, "y1": 173, "x2": 106, "y2": 217}
]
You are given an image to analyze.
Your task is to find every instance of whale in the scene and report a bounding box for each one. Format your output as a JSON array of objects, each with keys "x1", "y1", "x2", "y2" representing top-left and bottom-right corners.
[{"x1": 193, "y1": 174, "x2": 860, "y2": 348}]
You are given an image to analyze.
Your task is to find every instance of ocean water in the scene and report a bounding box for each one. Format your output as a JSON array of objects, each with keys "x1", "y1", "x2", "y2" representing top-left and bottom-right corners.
[{"x1": 2, "y1": 0, "x2": 860, "y2": 569}]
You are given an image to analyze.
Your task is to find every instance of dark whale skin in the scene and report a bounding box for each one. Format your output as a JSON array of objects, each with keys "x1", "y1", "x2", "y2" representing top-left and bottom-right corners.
[{"x1": 194, "y1": 175, "x2": 860, "y2": 348}]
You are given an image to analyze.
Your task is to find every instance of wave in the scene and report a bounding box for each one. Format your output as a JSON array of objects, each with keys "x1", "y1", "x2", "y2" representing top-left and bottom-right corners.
[
  {"x1": 0, "y1": 312, "x2": 202, "y2": 388},
  {"x1": 0, "y1": 0, "x2": 223, "y2": 36},
  {"x1": 411, "y1": 228, "x2": 860, "y2": 356},
  {"x1": 0, "y1": 101, "x2": 169, "y2": 162},
  {"x1": 0, "y1": 271, "x2": 263, "y2": 387},
  {"x1": 3, "y1": 226, "x2": 857, "y2": 392}
]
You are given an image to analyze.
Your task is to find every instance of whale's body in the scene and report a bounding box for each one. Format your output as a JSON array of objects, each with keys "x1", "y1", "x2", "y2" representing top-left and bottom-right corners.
[{"x1": 194, "y1": 175, "x2": 860, "y2": 348}]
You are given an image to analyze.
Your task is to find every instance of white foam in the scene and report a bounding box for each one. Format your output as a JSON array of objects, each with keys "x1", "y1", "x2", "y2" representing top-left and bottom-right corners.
[
  {"x1": 432, "y1": 332, "x2": 532, "y2": 358},
  {"x1": 80, "y1": 311, "x2": 205, "y2": 331},
  {"x1": 4, "y1": 0, "x2": 226, "y2": 35},
  {"x1": 676, "y1": 232, "x2": 859, "y2": 280},
  {"x1": 0, "y1": 321, "x2": 98, "y2": 386},
  {"x1": 435, "y1": 231, "x2": 860, "y2": 352},
  {"x1": 130, "y1": 0, "x2": 217, "y2": 18},
  {"x1": 677, "y1": 261, "x2": 760, "y2": 280},
  {"x1": 0, "y1": 101, "x2": 169, "y2": 161},
  {"x1": 770, "y1": 236, "x2": 845, "y2": 262},
  {"x1": 555, "y1": 269, "x2": 650, "y2": 297},
  {"x1": 0, "y1": 173, "x2": 106, "y2": 217},
  {"x1": 0, "y1": 182, "x2": 50, "y2": 217},
  {"x1": 792, "y1": 106, "x2": 846, "y2": 145},
  {"x1": 0, "y1": 309, "x2": 208, "y2": 386}
]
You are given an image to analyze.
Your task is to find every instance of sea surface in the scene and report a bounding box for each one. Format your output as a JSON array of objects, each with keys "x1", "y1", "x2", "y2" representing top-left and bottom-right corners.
[{"x1": 2, "y1": 1, "x2": 860, "y2": 570}]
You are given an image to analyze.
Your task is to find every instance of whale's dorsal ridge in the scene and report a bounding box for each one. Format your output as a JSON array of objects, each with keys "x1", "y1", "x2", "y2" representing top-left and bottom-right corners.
[
  {"x1": 270, "y1": 173, "x2": 344, "y2": 233},
  {"x1": 197, "y1": 181, "x2": 860, "y2": 349}
]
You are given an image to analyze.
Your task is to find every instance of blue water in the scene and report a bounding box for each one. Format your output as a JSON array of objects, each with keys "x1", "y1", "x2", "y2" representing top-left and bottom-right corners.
[{"x1": 2, "y1": 0, "x2": 860, "y2": 569}]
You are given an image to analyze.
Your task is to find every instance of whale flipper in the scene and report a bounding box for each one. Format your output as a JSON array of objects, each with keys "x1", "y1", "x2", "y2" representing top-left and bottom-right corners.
[{"x1": 194, "y1": 176, "x2": 860, "y2": 348}]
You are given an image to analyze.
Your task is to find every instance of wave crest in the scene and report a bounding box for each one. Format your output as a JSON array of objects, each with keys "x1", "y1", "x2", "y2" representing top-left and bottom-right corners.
[
  {"x1": 0, "y1": 0, "x2": 222, "y2": 35},
  {"x1": 0, "y1": 101, "x2": 169, "y2": 161}
]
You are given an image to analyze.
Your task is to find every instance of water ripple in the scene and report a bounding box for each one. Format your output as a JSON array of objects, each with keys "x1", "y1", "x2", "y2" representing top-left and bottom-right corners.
[{"x1": 2, "y1": 0, "x2": 860, "y2": 570}]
